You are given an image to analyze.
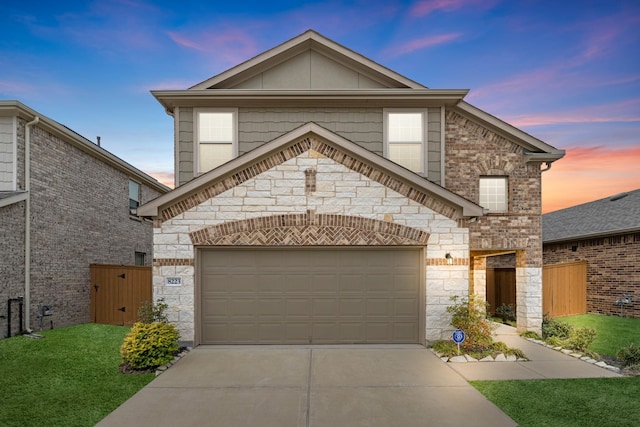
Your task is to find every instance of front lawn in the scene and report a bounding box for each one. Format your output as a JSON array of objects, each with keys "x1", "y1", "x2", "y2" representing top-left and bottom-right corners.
[
  {"x1": 0, "y1": 323, "x2": 154, "y2": 427},
  {"x1": 473, "y1": 377, "x2": 640, "y2": 427},
  {"x1": 559, "y1": 314, "x2": 640, "y2": 357}
]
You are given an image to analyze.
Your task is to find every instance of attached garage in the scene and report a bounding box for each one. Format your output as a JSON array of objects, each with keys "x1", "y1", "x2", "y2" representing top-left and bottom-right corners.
[{"x1": 198, "y1": 248, "x2": 423, "y2": 345}]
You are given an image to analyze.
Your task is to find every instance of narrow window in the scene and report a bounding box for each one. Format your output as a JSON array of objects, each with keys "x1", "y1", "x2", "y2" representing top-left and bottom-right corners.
[
  {"x1": 385, "y1": 111, "x2": 425, "y2": 173},
  {"x1": 479, "y1": 177, "x2": 508, "y2": 212},
  {"x1": 134, "y1": 251, "x2": 146, "y2": 266},
  {"x1": 197, "y1": 110, "x2": 236, "y2": 173},
  {"x1": 128, "y1": 180, "x2": 140, "y2": 215}
]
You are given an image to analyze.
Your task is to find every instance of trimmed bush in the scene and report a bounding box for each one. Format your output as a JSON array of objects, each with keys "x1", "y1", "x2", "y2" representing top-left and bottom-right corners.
[
  {"x1": 120, "y1": 322, "x2": 180, "y2": 370},
  {"x1": 496, "y1": 304, "x2": 516, "y2": 323},
  {"x1": 568, "y1": 327, "x2": 597, "y2": 351},
  {"x1": 542, "y1": 315, "x2": 572, "y2": 340},
  {"x1": 138, "y1": 298, "x2": 169, "y2": 323},
  {"x1": 446, "y1": 295, "x2": 495, "y2": 351},
  {"x1": 617, "y1": 343, "x2": 640, "y2": 367}
]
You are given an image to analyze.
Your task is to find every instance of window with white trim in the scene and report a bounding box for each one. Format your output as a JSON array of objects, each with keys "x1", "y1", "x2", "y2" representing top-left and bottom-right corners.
[
  {"x1": 128, "y1": 180, "x2": 140, "y2": 216},
  {"x1": 479, "y1": 176, "x2": 508, "y2": 212},
  {"x1": 384, "y1": 111, "x2": 425, "y2": 174},
  {"x1": 196, "y1": 109, "x2": 237, "y2": 174}
]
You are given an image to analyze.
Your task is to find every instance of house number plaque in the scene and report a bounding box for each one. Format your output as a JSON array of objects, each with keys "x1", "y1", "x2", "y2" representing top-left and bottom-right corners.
[{"x1": 166, "y1": 277, "x2": 182, "y2": 287}]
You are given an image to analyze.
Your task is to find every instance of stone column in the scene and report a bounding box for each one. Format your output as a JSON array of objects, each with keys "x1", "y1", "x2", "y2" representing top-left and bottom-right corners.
[
  {"x1": 469, "y1": 255, "x2": 487, "y2": 301},
  {"x1": 515, "y1": 250, "x2": 543, "y2": 334}
]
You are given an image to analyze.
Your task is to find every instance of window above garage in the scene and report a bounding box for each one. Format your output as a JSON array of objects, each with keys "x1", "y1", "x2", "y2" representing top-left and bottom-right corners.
[
  {"x1": 384, "y1": 110, "x2": 426, "y2": 174},
  {"x1": 195, "y1": 108, "x2": 238, "y2": 174}
]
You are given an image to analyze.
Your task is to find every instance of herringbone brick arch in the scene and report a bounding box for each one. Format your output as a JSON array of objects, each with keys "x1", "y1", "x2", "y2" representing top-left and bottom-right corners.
[{"x1": 189, "y1": 212, "x2": 430, "y2": 246}]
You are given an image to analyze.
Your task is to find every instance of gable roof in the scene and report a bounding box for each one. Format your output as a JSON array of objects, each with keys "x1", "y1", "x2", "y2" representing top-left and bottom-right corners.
[
  {"x1": 543, "y1": 189, "x2": 640, "y2": 243},
  {"x1": 190, "y1": 30, "x2": 426, "y2": 90},
  {"x1": 138, "y1": 122, "x2": 485, "y2": 220}
]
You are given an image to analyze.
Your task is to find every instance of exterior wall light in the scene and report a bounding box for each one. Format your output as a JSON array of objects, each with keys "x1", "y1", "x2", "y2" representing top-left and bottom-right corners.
[{"x1": 445, "y1": 253, "x2": 453, "y2": 265}]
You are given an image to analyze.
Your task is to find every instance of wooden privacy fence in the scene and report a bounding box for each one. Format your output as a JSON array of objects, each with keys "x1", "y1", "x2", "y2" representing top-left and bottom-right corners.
[
  {"x1": 543, "y1": 261, "x2": 587, "y2": 317},
  {"x1": 90, "y1": 264, "x2": 152, "y2": 326}
]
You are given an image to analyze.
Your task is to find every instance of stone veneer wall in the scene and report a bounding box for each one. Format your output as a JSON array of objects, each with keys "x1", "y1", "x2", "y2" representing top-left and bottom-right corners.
[
  {"x1": 0, "y1": 118, "x2": 163, "y2": 336},
  {"x1": 153, "y1": 141, "x2": 470, "y2": 344},
  {"x1": 445, "y1": 110, "x2": 544, "y2": 333},
  {"x1": 543, "y1": 233, "x2": 640, "y2": 318}
]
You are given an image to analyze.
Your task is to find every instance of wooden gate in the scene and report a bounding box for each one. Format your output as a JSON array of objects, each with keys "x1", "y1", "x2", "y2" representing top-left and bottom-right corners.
[
  {"x1": 543, "y1": 261, "x2": 587, "y2": 317},
  {"x1": 486, "y1": 268, "x2": 516, "y2": 316},
  {"x1": 90, "y1": 264, "x2": 152, "y2": 326}
]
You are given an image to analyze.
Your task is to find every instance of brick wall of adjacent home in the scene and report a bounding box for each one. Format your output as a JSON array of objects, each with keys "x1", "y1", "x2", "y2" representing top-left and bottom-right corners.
[
  {"x1": 543, "y1": 233, "x2": 640, "y2": 318},
  {"x1": 0, "y1": 201, "x2": 26, "y2": 338},
  {"x1": 444, "y1": 110, "x2": 544, "y2": 331},
  {"x1": 153, "y1": 138, "x2": 470, "y2": 344},
  {"x1": 0, "y1": 119, "x2": 163, "y2": 336}
]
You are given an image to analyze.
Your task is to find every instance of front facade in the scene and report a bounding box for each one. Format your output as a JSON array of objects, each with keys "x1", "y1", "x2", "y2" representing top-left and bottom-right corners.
[
  {"x1": 139, "y1": 31, "x2": 564, "y2": 345},
  {"x1": 543, "y1": 189, "x2": 640, "y2": 318},
  {"x1": 0, "y1": 101, "x2": 169, "y2": 337}
]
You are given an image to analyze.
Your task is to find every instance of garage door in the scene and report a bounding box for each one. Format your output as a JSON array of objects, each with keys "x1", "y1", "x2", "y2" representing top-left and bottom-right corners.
[{"x1": 199, "y1": 248, "x2": 422, "y2": 345}]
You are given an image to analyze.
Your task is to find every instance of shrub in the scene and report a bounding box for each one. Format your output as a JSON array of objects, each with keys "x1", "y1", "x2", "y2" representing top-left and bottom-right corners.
[
  {"x1": 568, "y1": 327, "x2": 597, "y2": 351},
  {"x1": 496, "y1": 304, "x2": 516, "y2": 323},
  {"x1": 120, "y1": 322, "x2": 180, "y2": 370},
  {"x1": 431, "y1": 340, "x2": 459, "y2": 357},
  {"x1": 542, "y1": 314, "x2": 572, "y2": 340},
  {"x1": 521, "y1": 330, "x2": 542, "y2": 340},
  {"x1": 446, "y1": 295, "x2": 495, "y2": 351},
  {"x1": 138, "y1": 298, "x2": 169, "y2": 323},
  {"x1": 617, "y1": 343, "x2": 640, "y2": 367}
]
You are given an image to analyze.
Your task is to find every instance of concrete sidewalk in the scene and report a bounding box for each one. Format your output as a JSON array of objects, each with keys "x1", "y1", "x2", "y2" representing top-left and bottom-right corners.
[{"x1": 447, "y1": 324, "x2": 622, "y2": 381}]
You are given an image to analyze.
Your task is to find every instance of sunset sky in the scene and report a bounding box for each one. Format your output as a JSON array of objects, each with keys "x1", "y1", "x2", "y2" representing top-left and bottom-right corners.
[{"x1": 1, "y1": 0, "x2": 638, "y2": 213}]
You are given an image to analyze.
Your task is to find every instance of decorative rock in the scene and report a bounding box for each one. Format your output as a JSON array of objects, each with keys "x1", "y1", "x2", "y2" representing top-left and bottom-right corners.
[
  {"x1": 570, "y1": 353, "x2": 583, "y2": 358},
  {"x1": 517, "y1": 358, "x2": 528, "y2": 362},
  {"x1": 585, "y1": 358, "x2": 598, "y2": 364},
  {"x1": 553, "y1": 346, "x2": 563, "y2": 351},
  {"x1": 449, "y1": 356, "x2": 468, "y2": 363},
  {"x1": 580, "y1": 356, "x2": 590, "y2": 360},
  {"x1": 606, "y1": 366, "x2": 621, "y2": 373},
  {"x1": 506, "y1": 354, "x2": 517, "y2": 362},
  {"x1": 465, "y1": 354, "x2": 478, "y2": 362},
  {"x1": 440, "y1": 357, "x2": 449, "y2": 362},
  {"x1": 561, "y1": 349, "x2": 572, "y2": 354},
  {"x1": 494, "y1": 353, "x2": 507, "y2": 362},
  {"x1": 479, "y1": 356, "x2": 494, "y2": 362},
  {"x1": 595, "y1": 361, "x2": 608, "y2": 368}
]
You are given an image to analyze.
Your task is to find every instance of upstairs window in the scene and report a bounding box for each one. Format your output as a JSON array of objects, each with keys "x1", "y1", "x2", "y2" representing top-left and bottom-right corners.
[
  {"x1": 385, "y1": 111, "x2": 425, "y2": 174},
  {"x1": 196, "y1": 109, "x2": 237, "y2": 174},
  {"x1": 129, "y1": 180, "x2": 140, "y2": 215},
  {"x1": 479, "y1": 176, "x2": 508, "y2": 212}
]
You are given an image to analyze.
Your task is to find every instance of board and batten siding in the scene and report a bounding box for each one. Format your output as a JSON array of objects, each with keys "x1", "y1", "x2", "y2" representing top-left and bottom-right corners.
[
  {"x1": 0, "y1": 116, "x2": 16, "y2": 191},
  {"x1": 176, "y1": 106, "x2": 443, "y2": 186}
]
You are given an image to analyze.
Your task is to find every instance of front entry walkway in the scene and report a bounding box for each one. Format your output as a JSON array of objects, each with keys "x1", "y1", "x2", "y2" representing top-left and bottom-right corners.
[
  {"x1": 97, "y1": 346, "x2": 517, "y2": 427},
  {"x1": 447, "y1": 324, "x2": 622, "y2": 380}
]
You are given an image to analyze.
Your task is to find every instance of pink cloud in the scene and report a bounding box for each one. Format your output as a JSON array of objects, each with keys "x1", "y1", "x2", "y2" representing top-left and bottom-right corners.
[
  {"x1": 410, "y1": 0, "x2": 500, "y2": 17},
  {"x1": 146, "y1": 170, "x2": 175, "y2": 189},
  {"x1": 502, "y1": 98, "x2": 640, "y2": 128},
  {"x1": 167, "y1": 29, "x2": 259, "y2": 65},
  {"x1": 542, "y1": 145, "x2": 640, "y2": 212},
  {"x1": 384, "y1": 33, "x2": 463, "y2": 57}
]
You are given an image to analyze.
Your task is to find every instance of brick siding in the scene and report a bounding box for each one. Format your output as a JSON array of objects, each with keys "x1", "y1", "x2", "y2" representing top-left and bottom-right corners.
[
  {"x1": 0, "y1": 118, "x2": 163, "y2": 336},
  {"x1": 543, "y1": 233, "x2": 640, "y2": 318}
]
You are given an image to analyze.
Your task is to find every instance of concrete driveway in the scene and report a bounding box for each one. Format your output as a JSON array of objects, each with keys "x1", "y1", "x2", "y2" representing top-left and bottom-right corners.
[{"x1": 97, "y1": 345, "x2": 516, "y2": 427}]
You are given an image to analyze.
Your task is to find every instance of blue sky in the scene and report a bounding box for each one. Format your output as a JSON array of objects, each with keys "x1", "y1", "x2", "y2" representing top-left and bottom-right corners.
[{"x1": 1, "y1": 0, "x2": 638, "y2": 212}]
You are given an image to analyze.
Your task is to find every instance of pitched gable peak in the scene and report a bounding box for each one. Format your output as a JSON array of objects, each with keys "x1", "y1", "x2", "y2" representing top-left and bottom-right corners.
[{"x1": 189, "y1": 30, "x2": 427, "y2": 91}]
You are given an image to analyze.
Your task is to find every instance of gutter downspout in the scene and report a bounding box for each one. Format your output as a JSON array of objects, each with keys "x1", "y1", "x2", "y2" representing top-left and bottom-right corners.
[
  {"x1": 24, "y1": 116, "x2": 39, "y2": 333},
  {"x1": 541, "y1": 161, "x2": 553, "y2": 172}
]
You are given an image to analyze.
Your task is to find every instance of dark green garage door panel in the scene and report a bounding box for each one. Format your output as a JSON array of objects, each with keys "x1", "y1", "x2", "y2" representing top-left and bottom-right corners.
[{"x1": 199, "y1": 248, "x2": 421, "y2": 344}]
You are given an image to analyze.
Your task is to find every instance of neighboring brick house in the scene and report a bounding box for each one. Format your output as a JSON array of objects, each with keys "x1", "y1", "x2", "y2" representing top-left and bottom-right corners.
[
  {"x1": 0, "y1": 101, "x2": 169, "y2": 338},
  {"x1": 138, "y1": 31, "x2": 564, "y2": 345},
  {"x1": 543, "y1": 189, "x2": 640, "y2": 318}
]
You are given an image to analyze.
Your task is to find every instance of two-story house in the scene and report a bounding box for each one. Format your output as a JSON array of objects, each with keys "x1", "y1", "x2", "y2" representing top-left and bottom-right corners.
[
  {"x1": 0, "y1": 101, "x2": 169, "y2": 338},
  {"x1": 138, "y1": 31, "x2": 564, "y2": 346}
]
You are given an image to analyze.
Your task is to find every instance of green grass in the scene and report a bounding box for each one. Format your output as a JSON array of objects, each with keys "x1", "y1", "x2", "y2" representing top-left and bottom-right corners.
[
  {"x1": 558, "y1": 314, "x2": 640, "y2": 356},
  {"x1": 472, "y1": 377, "x2": 640, "y2": 427},
  {"x1": 0, "y1": 323, "x2": 154, "y2": 427}
]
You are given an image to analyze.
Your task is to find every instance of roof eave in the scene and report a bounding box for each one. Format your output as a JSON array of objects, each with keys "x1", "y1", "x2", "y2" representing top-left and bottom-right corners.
[
  {"x1": 152, "y1": 89, "x2": 470, "y2": 113},
  {"x1": 138, "y1": 122, "x2": 484, "y2": 219},
  {"x1": 0, "y1": 101, "x2": 171, "y2": 194},
  {"x1": 543, "y1": 226, "x2": 640, "y2": 244}
]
